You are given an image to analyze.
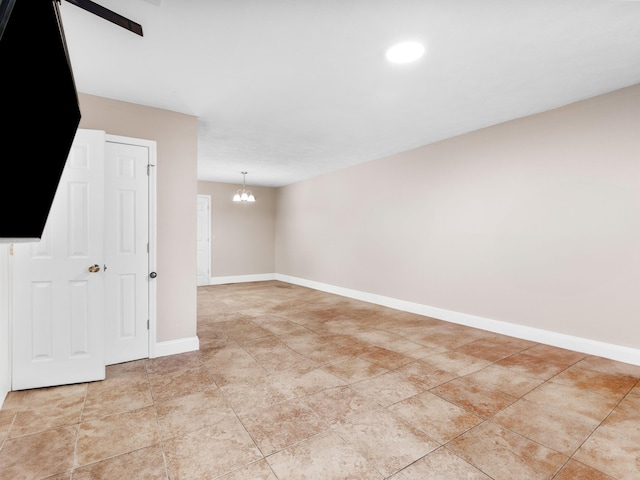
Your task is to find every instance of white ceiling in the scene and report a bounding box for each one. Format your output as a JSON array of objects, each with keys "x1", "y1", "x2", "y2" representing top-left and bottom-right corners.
[{"x1": 58, "y1": 0, "x2": 640, "y2": 187}]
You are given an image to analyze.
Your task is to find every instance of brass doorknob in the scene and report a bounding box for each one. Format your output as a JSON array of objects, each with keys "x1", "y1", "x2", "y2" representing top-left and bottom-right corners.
[{"x1": 88, "y1": 264, "x2": 101, "y2": 273}]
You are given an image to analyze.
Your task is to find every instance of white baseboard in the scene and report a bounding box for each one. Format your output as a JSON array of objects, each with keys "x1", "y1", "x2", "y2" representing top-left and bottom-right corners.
[
  {"x1": 208, "y1": 273, "x2": 276, "y2": 285},
  {"x1": 152, "y1": 336, "x2": 200, "y2": 358},
  {"x1": 275, "y1": 274, "x2": 640, "y2": 366}
]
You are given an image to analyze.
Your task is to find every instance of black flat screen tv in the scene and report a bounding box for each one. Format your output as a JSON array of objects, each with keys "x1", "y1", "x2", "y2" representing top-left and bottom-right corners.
[{"x1": 0, "y1": 0, "x2": 82, "y2": 242}]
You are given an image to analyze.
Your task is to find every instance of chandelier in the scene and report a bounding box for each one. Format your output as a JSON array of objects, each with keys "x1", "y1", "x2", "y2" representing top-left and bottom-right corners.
[{"x1": 232, "y1": 171, "x2": 255, "y2": 202}]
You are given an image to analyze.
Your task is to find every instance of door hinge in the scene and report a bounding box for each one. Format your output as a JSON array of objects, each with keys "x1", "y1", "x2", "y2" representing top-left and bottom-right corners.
[
  {"x1": 9, "y1": 243, "x2": 14, "y2": 256},
  {"x1": 147, "y1": 242, "x2": 149, "y2": 253},
  {"x1": 147, "y1": 319, "x2": 150, "y2": 330}
]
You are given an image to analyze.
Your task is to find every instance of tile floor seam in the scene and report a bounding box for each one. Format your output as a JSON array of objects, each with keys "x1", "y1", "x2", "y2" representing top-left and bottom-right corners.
[
  {"x1": 446, "y1": 418, "x2": 569, "y2": 480},
  {"x1": 231, "y1": 407, "x2": 269, "y2": 460},
  {"x1": 557, "y1": 383, "x2": 636, "y2": 479},
  {"x1": 70, "y1": 385, "x2": 90, "y2": 476},
  {"x1": 425, "y1": 376, "x2": 518, "y2": 421},
  {"x1": 325, "y1": 427, "x2": 393, "y2": 479},
  {"x1": 0, "y1": 410, "x2": 17, "y2": 451},
  {"x1": 158, "y1": 441, "x2": 171, "y2": 480},
  {"x1": 150, "y1": 399, "x2": 170, "y2": 479},
  {"x1": 548, "y1": 458, "x2": 573, "y2": 480},
  {"x1": 439, "y1": 443, "x2": 499, "y2": 480},
  {"x1": 211, "y1": 458, "x2": 279, "y2": 480}
]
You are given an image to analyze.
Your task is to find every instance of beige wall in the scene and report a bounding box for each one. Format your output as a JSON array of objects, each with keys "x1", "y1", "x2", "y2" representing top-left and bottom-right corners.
[
  {"x1": 79, "y1": 93, "x2": 198, "y2": 343},
  {"x1": 198, "y1": 181, "x2": 276, "y2": 277},
  {"x1": 276, "y1": 84, "x2": 640, "y2": 350}
]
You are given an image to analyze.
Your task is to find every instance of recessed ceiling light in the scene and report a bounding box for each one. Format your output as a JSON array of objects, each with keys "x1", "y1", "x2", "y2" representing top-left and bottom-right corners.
[{"x1": 385, "y1": 41, "x2": 425, "y2": 64}]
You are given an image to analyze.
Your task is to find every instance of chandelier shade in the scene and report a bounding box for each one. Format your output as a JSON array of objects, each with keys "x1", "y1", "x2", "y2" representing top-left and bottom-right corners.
[{"x1": 233, "y1": 171, "x2": 255, "y2": 202}]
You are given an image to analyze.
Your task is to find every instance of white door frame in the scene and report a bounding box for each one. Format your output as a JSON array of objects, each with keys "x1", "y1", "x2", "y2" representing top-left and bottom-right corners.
[{"x1": 106, "y1": 134, "x2": 158, "y2": 359}]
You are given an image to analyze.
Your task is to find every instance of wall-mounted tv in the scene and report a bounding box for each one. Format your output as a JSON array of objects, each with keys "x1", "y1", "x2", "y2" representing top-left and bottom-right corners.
[{"x1": 0, "y1": 0, "x2": 82, "y2": 242}]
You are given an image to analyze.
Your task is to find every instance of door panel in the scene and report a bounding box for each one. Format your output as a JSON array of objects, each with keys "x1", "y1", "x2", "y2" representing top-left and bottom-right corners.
[
  {"x1": 12, "y1": 129, "x2": 106, "y2": 390},
  {"x1": 104, "y1": 141, "x2": 149, "y2": 365}
]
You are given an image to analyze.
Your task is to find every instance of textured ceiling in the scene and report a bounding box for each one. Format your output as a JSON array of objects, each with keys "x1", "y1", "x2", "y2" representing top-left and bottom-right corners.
[{"x1": 58, "y1": 0, "x2": 640, "y2": 187}]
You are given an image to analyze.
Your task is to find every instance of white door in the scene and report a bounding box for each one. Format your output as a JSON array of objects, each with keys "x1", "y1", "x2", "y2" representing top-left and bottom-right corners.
[
  {"x1": 104, "y1": 140, "x2": 150, "y2": 365},
  {"x1": 196, "y1": 195, "x2": 211, "y2": 286},
  {"x1": 12, "y1": 129, "x2": 106, "y2": 390}
]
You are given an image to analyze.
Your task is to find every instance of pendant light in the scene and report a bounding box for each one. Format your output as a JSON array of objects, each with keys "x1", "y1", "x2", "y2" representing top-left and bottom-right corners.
[{"x1": 232, "y1": 171, "x2": 255, "y2": 202}]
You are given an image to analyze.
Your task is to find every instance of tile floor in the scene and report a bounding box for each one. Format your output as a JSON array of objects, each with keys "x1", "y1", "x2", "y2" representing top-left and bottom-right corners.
[{"x1": 1, "y1": 280, "x2": 639, "y2": 479}]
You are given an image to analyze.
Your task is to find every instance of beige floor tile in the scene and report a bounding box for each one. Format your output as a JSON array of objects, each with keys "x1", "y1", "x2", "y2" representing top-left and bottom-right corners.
[
  {"x1": 273, "y1": 366, "x2": 347, "y2": 397},
  {"x1": 303, "y1": 386, "x2": 381, "y2": 427},
  {"x1": 420, "y1": 350, "x2": 490, "y2": 376},
  {"x1": 0, "y1": 410, "x2": 15, "y2": 444},
  {"x1": 350, "y1": 371, "x2": 423, "y2": 407},
  {"x1": 254, "y1": 347, "x2": 319, "y2": 373},
  {"x1": 72, "y1": 444, "x2": 168, "y2": 479},
  {"x1": 492, "y1": 398, "x2": 599, "y2": 455},
  {"x1": 75, "y1": 405, "x2": 160, "y2": 467},
  {"x1": 350, "y1": 332, "x2": 435, "y2": 358},
  {"x1": 389, "y1": 447, "x2": 491, "y2": 479},
  {"x1": 448, "y1": 421, "x2": 568, "y2": 480},
  {"x1": 255, "y1": 317, "x2": 313, "y2": 337},
  {"x1": 3, "y1": 282, "x2": 639, "y2": 479},
  {"x1": 148, "y1": 366, "x2": 215, "y2": 403},
  {"x1": 575, "y1": 356, "x2": 640, "y2": 378},
  {"x1": 240, "y1": 335, "x2": 287, "y2": 355},
  {"x1": 0, "y1": 425, "x2": 77, "y2": 480},
  {"x1": 551, "y1": 364, "x2": 638, "y2": 399},
  {"x1": 163, "y1": 416, "x2": 263, "y2": 479},
  {"x1": 82, "y1": 377, "x2": 152, "y2": 421},
  {"x1": 323, "y1": 357, "x2": 389, "y2": 383},
  {"x1": 431, "y1": 377, "x2": 517, "y2": 418},
  {"x1": 374, "y1": 336, "x2": 440, "y2": 359},
  {"x1": 6, "y1": 384, "x2": 87, "y2": 438},
  {"x1": 626, "y1": 384, "x2": 640, "y2": 406},
  {"x1": 215, "y1": 319, "x2": 273, "y2": 342},
  {"x1": 220, "y1": 375, "x2": 296, "y2": 416},
  {"x1": 105, "y1": 359, "x2": 148, "y2": 378},
  {"x1": 203, "y1": 351, "x2": 269, "y2": 387},
  {"x1": 198, "y1": 341, "x2": 246, "y2": 363},
  {"x1": 217, "y1": 459, "x2": 278, "y2": 480},
  {"x1": 573, "y1": 399, "x2": 640, "y2": 480},
  {"x1": 19, "y1": 384, "x2": 87, "y2": 409},
  {"x1": 337, "y1": 409, "x2": 439, "y2": 477},
  {"x1": 554, "y1": 460, "x2": 616, "y2": 480},
  {"x1": 495, "y1": 352, "x2": 571, "y2": 380},
  {"x1": 145, "y1": 351, "x2": 203, "y2": 376},
  {"x1": 394, "y1": 360, "x2": 456, "y2": 390},
  {"x1": 357, "y1": 345, "x2": 414, "y2": 370},
  {"x1": 1, "y1": 390, "x2": 27, "y2": 410},
  {"x1": 524, "y1": 381, "x2": 618, "y2": 423},
  {"x1": 267, "y1": 431, "x2": 383, "y2": 480},
  {"x1": 239, "y1": 397, "x2": 328, "y2": 455},
  {"x1": 524, "y1": 343, "x2": 587, "y2": 365},
  {"x1": 462, "y1": 364, "x2": 543, "y2": 397},
  {"x1": 42, "y1": 472, "x2": 72, "y2": 480},
  {"x1": 9, "y1": 396, "x2": 84, "y2": 438},
  {"x1": 454, "y1": 337, "x2": 528, "y2": 362},
  {"x1": 414, "y1": 325, "x2": 492, "y2": 350},
  {"x1": 389, "y1": 391, "x2": 483, "y2": 443},
  {"x1": 155, "y1": 387, "x2": 235, "y2": 440}
]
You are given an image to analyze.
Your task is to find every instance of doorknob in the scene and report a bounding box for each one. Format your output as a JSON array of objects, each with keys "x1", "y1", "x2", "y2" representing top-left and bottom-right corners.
[
  {"x1": 149, "y1": 271, "x2": 157, "y2": 279},
  {"x1": 88, "y1": 264, "x2": 101, "y2": 273}
]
